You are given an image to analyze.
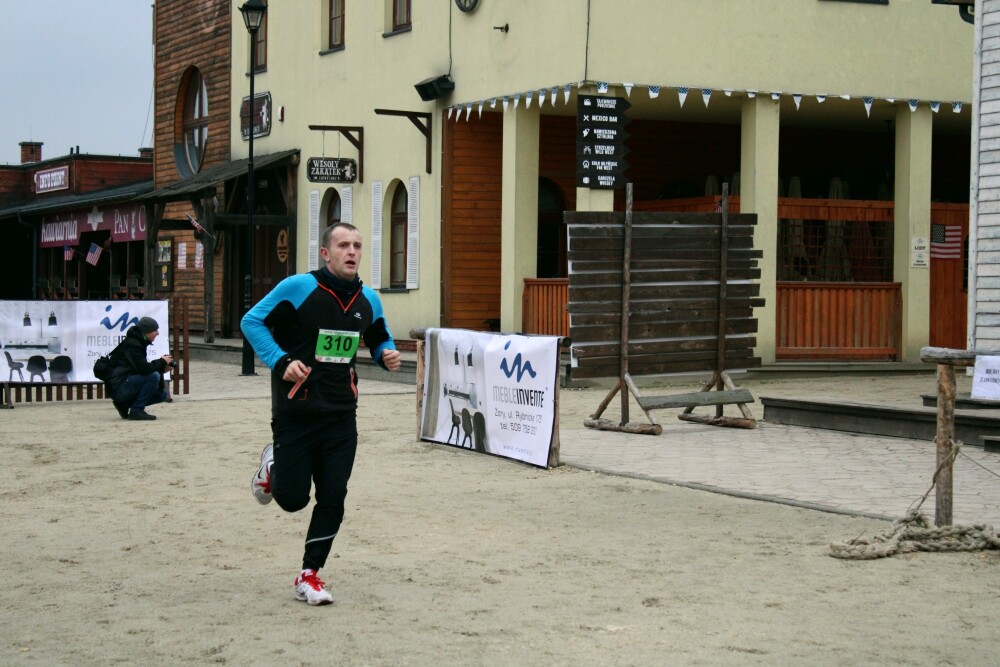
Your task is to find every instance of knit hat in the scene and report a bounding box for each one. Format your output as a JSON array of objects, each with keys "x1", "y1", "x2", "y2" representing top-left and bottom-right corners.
[{"x1": 137, "y1": 317, "x2": 159, "y2": 334}]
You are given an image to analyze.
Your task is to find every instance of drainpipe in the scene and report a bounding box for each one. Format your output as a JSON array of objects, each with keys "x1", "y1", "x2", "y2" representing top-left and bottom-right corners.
[{"x1": 16, "y1": 212, "x2": 38, "y2": 299}]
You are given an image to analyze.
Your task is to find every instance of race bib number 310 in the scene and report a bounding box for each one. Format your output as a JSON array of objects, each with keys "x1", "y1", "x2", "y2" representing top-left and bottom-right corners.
[{"x1": 315, "y1": 329, "x2": 360, "y2": 363}]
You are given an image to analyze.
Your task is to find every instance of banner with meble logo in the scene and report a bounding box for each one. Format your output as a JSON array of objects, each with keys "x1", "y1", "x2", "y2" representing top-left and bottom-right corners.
[
  {"x1": 0, "y1": 300, "x2": 169, "y2": 383},
  {"x1": 420, "y1": 328, "x2": 560, "y2": 468}
]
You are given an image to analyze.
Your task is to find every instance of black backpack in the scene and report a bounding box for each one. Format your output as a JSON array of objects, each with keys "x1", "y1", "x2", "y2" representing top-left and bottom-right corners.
[{"x1": 93, "y1": 355, "x2": 113, "y2": 382}]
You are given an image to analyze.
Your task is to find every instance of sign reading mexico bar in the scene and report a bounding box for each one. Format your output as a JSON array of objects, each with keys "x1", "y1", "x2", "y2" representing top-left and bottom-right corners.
[
  {"x1": 577, "y1": 95, "x2": 630, "y2": 189},
  {"x1": 306, "y1": 157, "x2": 358, "y2": 183}
]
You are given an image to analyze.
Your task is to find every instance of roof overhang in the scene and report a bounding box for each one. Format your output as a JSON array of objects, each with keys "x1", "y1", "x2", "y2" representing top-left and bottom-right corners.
[{"x1": 145, "y1": 149, "x2": 300, "y2": 203}]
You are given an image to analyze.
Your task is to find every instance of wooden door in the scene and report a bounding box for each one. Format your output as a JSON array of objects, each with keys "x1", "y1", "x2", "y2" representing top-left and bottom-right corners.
[{"x1": 929, "y1": 204, "x2": 969, "y2": 349}]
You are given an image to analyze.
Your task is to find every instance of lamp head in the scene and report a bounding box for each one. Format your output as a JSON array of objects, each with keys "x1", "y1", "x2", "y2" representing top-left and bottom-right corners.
[{"x1": 240, "y1": 0, "x2": 267, "y2": 34}]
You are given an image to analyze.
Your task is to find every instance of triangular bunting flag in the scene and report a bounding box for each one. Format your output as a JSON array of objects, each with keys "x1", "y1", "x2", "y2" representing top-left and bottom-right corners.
[
  {"x1": 513, "y1": 92, "x2": 520, "y2": 108},
  {"x1": 551, "y1": 87, "x2": 558, "y2": 106},
  {"x1": 489, "y1": 97, "x2": 497, "y2": 109},
  {"x1": 465, "y1": 103, "x2": 473, "y2": 120},
  {"x1": 623, "y1": 82, "x2": 634, "y2": 97},
  {"x1": 952, "y1": 102, "x2": 963, "y2": 113},
  {"x1": 455, "y1": 105, "x2": 463, "y2": 122},
  {"x1": 840, "y1": 94, "x2": 851, "y2": 100},
  {"x1": 770, "y1": 92, "x2": 781, "y2": 101},
  {"x1": 908, "y1": 99, "x2": 918, "y2": 112},
  {"x1": 793, "y1": 94, "x2": 802, "y2": 110},
  {"x1": 863, "y1": 96, "x2": 874, "y2": 117},
  {"x1": 677, "y1": 86, "x2": 689, "y2": 107},
  {"x1": 747, "y1": 90, "x2": 757, "y2": 99},
  {"x1": 816, "y1": 94, "x2": 827, "y2": 104},
  {"x1": 701, "y1": 88, "x2": 712, "y2": 107},
  {"x1": 930, "y1": 101, "x2": 941, "y2": 113},
  {"x1": 648, "y1": 85, "x2": 660, "y2": 99},
  {"x1": 724, "y1": 89, "x2": 733, "y2": 97},
  {"x1": 502, "y1": 96, "x2": 509, "y2": 112},
  {"x1": 596, "y1": 82, "x2": 609, "y2": 94},
  {"x1": 478, "y1": 101, "x2": 483, "y2": 117},
  {"x1": 525, "y1": 91, "x2": 533, "y2": 108},
  {"x1": 564, "y1": 84, "x2": 572, "y2": 104},
  {"x1": 886, "y1": 98, "x2": 895, "y2": 104},
  {"x1": 447, "y1": 106, "x2": 454, "y2": 119},
  {"x1": 538, "y1": 89, "x2": 545, "y2": 108}
]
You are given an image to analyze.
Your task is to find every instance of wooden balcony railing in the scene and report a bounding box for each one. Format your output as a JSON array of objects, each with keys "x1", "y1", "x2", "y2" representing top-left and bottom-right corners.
[
  {"x1": 776, "y1": 282, "x2": 902, "y2": 360},
  {"x1": 522, "y1": 278, "x2": 569, "y2": 337}
]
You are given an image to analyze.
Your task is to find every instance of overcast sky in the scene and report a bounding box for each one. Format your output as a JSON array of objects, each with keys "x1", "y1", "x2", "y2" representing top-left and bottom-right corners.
[{"x1": 0, "y1": 1, "x2": 154, "y2": 165}]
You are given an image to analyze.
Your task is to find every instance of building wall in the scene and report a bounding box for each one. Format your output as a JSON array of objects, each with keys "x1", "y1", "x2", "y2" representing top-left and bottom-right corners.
[
  {"x1": 230, "y1": 0, "x2": 973, "y2": 343},
  {"x1": 154, "y1": 0, "x2": 232, "y2": 334}
]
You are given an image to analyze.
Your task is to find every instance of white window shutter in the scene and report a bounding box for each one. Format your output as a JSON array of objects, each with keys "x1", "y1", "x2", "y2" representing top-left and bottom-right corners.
[
  {"x1": 308, "y1": 190, "x2": 320, "y2": 269},
  {"x1": 370, "y1": 180, "x2": 383, "y2": 289},
  {"x1": 406, "y1": 175, "x2": 420, "y2": 289},
  {"x1": 341, "y1": 186, "x2": 352, "y2": 224}
]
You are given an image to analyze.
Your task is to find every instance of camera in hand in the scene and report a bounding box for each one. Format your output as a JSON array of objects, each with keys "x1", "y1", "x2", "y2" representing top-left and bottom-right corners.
[{"x1": 168, "y1": 360, "x2": 178, "y2": 368}]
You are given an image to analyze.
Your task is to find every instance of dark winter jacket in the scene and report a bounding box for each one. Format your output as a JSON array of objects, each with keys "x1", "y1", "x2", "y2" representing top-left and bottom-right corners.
[
  {"x1": 240, "y1": 268, "x2": 395, "y2": 421},
  {"x1": 106, "y1": 325, "x2": 168, "y2": 397}
]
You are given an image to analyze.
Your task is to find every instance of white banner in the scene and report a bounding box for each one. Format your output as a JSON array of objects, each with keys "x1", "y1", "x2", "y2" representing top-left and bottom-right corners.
[
  {"x1": 420, "y1": 328, "x2": 560, "y2": 468},
  {"x1": 0, "y1": 300, "x2": 170, "y2": 383}
]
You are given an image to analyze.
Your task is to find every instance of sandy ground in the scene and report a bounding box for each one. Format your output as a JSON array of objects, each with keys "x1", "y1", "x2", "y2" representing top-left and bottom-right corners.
[{"x1": 2, "y1": 364, "x2": 999, "y2": 666}]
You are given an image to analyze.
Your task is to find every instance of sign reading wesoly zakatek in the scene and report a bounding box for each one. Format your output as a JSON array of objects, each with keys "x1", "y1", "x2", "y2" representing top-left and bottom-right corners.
[
  {"x1": 576, "y1": 95, "x2": 631, "y2": 189},
  {"x1": 306, "y1": 157, "x2": 358, "y2": 183},
  {"x1": 419, "y1": 328, "x2": 561, "y2": 468}
]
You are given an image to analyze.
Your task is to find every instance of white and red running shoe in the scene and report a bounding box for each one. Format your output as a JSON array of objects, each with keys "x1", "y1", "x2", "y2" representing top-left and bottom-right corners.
[
  {"x1": 294, "y1": 569, "x2": 333, "y2": 605},
  {"x1": 251, "y1": 444, "x2": 274, "y2": 505}
]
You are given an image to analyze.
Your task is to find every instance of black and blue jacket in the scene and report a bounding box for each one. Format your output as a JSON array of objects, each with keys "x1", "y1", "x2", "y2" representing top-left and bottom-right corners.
[{"x1": 241, "y1": 268, "x2": 395, "y2": 420}]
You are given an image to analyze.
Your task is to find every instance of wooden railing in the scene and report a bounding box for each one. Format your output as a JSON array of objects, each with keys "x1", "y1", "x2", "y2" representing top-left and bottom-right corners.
[
  {"x1": 522, "y1": 278, "x2": 569, "y2": 337},
  {"x1": 776, "y1": 282, "x2": 902, "y2": 360}
]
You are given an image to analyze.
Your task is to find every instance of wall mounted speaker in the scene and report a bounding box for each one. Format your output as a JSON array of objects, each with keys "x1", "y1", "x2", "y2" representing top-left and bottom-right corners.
[{"x1": 414, "y1": 74, "x2": 455, "y2": 102}]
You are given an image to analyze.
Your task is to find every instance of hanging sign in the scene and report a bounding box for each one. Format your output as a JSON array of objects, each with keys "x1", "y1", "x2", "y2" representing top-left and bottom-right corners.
[
  {"x1": 306, "y1": 157, "x2": 358, "y2": 183},
  {"x1": 240, "y1": 92, "x2": 272, "y2": 140},
  {"x1": 577, "y1": 95, "x2": 631, "y2": 189}
]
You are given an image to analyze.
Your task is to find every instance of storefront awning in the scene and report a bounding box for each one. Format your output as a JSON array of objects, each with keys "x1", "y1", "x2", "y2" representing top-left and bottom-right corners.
[
  {"x1": 0, "y1": 180, "x2": 153, "y2": 220},
  {"x1": 144, "y1": 149, "x2": 300, "y2": 203}
]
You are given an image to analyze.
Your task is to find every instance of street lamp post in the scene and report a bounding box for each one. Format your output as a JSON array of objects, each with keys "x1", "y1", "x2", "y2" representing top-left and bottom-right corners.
[{"x1": 240, "y1": 0, "x2": 267, "y2": 376}]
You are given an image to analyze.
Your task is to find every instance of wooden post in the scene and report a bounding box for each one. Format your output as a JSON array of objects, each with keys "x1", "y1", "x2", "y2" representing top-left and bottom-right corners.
[
  {"x1": 935, "y1": 362, "x2": 956, "y2": 527},
  {"x1": 415, "y1": 340, "x2": 425, "y2": 441},
  {"x1": 716, "y1": 184, "x2": 729, "y2": 417},
  {"x1": 619, "y1": 184, "x2": 634, "y2": 425}
]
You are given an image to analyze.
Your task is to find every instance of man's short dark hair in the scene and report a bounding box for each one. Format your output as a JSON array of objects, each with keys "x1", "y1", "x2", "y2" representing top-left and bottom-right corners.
[{"x1": 322, "y1": 222, "x2": 359, "y2": 248}]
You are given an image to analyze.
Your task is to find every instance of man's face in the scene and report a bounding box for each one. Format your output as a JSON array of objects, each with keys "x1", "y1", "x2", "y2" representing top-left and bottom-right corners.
[
  {"x1": 321, "y1": 226, "x2": 363, "y2": 281},
  {"x1": 145, "y1": 329, "x2": 159, "y2": 342}
]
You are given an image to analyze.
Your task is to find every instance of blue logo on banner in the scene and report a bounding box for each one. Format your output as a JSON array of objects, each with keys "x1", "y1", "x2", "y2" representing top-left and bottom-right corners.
[
  {"x1": 499, "y1": 341, "x2": 537, "y2": 382},
  {"x1": 100, "y1": 305, "x2": 140, "y2": 332}
]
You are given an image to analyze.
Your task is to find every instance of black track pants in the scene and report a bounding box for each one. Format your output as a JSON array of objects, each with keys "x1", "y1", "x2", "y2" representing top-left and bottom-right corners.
[{"x1": 271, "y1": 415, "x2": 358, "y2": 572}]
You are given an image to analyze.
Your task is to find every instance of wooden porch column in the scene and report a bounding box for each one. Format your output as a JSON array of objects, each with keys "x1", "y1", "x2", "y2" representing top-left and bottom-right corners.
[
  {"x1": 894, "y1": 105, "x2": 933, "y2": 362},
  {"x1": 500, "y1": 104, "x2": 540, "y2": 332},
  {"x1": 740, "y1": 95, "x2": 781, "y2": 363}
]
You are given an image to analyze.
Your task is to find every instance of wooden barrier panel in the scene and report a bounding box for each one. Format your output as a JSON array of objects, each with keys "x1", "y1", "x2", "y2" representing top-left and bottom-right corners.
[
  {"x1": 775, "y1": 282, "x2": 902, "y2": 360},
  {"x1": 522, "y1": 278, "x2": 569, "y2": 338}
]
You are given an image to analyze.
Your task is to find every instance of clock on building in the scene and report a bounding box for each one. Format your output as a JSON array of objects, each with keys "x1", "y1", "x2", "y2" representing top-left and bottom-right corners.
[{"x1": 455, "y1": 0, "x2": 480, "y2": 13}]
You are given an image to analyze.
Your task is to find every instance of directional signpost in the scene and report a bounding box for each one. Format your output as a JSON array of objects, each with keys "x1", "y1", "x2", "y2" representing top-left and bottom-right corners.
[{"x1": 576, "y1": 95, "x2": 631, "y2": 189}]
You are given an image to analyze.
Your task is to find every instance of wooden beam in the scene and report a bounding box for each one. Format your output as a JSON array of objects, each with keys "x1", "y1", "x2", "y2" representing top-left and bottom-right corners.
[{"x1": 374, "y1": 109, "x2": 433, "y2": 174}]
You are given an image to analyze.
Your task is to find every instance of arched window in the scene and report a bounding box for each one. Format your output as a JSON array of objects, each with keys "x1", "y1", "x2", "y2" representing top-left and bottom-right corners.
[
  {"x1": 326, "y1": 189, "x2": 341, "y2": 226},
  {"x1": 390, "y1": 185, "x2": 407, "y2": 288},
  {"x1": 175, "y1": 67, "x2": 208, "y2": 177}
]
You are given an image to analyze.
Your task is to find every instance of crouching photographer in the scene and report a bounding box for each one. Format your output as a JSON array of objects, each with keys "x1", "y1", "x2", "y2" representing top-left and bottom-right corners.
[{"x1": 105, "y1": 317, "x2": 173, "y2": 421}]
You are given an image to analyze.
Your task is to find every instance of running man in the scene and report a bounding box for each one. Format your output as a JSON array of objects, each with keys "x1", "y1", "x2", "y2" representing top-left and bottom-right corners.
[{"x1": 241, "y1": 222, "x2": 401, "y2": 605}]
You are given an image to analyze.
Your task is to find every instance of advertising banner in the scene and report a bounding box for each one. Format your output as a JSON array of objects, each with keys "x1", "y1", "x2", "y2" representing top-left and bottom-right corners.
[
  {"x1": 420, "y1": 328, "x2": 560, "y2": 468},
  {"x1": 0, "y1": 300, "x2": 170, "y2": 383}
]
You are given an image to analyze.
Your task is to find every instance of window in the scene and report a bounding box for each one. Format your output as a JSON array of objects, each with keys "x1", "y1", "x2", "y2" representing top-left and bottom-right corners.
[
  {"x1": 326, "y1": 189, "x2": 341, "y2": 226},
  {"x1": 389, "y1": 185, "x2": 407, "y2": 288},
  {"x1": 175, "y1": 67, "x2": 208, "y2": 177},
  {"x1": 252, "y1": 3, "x2": 268, "y2": 71},
  {"x1": 393, "y1": 0, "x2": 410, "y2": 32},
  {"x1": 328, "y1": 0, "x2": 345, "y2": 50}
]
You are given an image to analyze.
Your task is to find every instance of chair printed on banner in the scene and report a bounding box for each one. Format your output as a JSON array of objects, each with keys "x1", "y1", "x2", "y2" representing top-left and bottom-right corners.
[
  {"x1": 447, "y1": 399, "x2": 461, "y2": 445},
  {"x1": 49, "y1": 356, "x2": 73, "y2": 383},
  {"x1": 460, "y1": 408, "x2": 474, "y2": 449},
  {"x1": 27, "y1": 356, "x2": 47, "y2": 383},
  {"x1": 4, "y1": 351, "x2": 25, "y2": 381}
]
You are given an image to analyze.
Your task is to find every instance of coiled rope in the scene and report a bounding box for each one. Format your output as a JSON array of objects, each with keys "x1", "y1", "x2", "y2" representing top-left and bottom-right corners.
[{"x1": 830, "y1": 439, "x2": 1000, "y2": 559}]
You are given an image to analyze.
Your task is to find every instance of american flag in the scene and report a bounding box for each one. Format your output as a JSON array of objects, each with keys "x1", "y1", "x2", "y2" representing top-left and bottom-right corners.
[
  {"x1": 63, "y1": 246, "x2": 74, "y2": 261},
  {"x1": 188, "y1": 214, "x2": 215, "y2": 239},
  {"x1": 930, "y1": 224, "x2": 962, "y2": 259},
  {"x1": 85, "y1": 242, "x2": 102, "y2": 266}
]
